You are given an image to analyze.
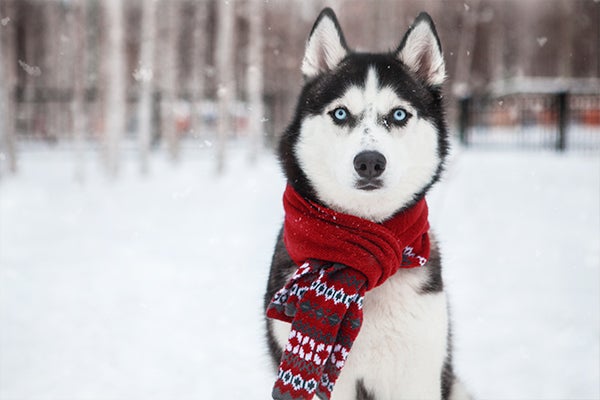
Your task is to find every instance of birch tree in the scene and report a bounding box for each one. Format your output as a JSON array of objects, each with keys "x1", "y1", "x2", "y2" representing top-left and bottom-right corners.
[
  {"x1": 453, "y1": 0, "x2": 480, "y2": 97},
  {"x1": 103, "y1": 0, "x2": 126, "y2": 177},
  {"x1": 70, "y1": 0, "x2": 87, "y2": 182},
  {"x1": 246, "y1": 0, "x2": 264, "y2": 163},
  {"x1": 488, "y1": 3, "x2": 506, "y2": 83},
  {"x1": 0, "y1": 12, "x2": 8, "y2": 178},
  {"x1": 137, "y1": 0, "x2": 158, "y2": 175},
  {"x1": 558, "y1": 0, "x2": 574, "y2": 78},
  {"x1": 44, "y1": 2, "x2": 60, "y2": 142},
  {"x1": 190, "y1": 0, "x2": 208, "y2": 140},
  {"x1": 157, "y1": 0, "x2": 179, "y2": 162},
  {"x1": 215, "y1": 0, "x2": 236, "y2": 174},
  {"x1": 0, "y1": 1, "x2": 17, "y2": 176}
]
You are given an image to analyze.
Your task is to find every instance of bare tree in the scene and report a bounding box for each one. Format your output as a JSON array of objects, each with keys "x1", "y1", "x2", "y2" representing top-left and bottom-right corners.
[
  {"x1": 0, "y1": 10, "x2": 8, "y2": 178},
  {"x1": 215, "y1": 0, "x2": 236, "y2": 174},
  {"x1": 137, "y1": 0, "x2": 158, "y2": 175},
  {"x1": 103, "y1": 0, "x2": 126, "y2": 177},
  {"x1": 559, "y1": 0, "x2": 574, "y2": 78},
  {"x1": 0, "y1": 1, "x2": 17, "y2": 176},
  {"x1": 515, "y1": 3, "x2": 536, "y2": 78},
  {"x1": 157, "y1": 0, "x2": 180, "y2": 162},
  {"x1": 246, "y1": 0, "x2": 264, "y2": 163},
  {"x1": 453, "y1": 0, "x2": 481, "y2": 97},
  {"x1": 43, "y1": 1, "x2": 60, "y2": 142},
  {"x1": 488, "y1": 2, "x2": 506, "y2": 83},
  {"x1": 70, "y1": 0, "x2": 87, "y2": 183},
  {"x1": 190, "y1": 0, "x2": 208, "y2": 140}
]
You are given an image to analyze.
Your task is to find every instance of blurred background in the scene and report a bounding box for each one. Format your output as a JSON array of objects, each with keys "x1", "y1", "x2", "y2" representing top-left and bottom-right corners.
[
  {"x1": 0, "y1": 1, "x2": 598, "y2": 399},
  {"x1": 0, "y1": 0, "x2": 598, "y2": 175}
]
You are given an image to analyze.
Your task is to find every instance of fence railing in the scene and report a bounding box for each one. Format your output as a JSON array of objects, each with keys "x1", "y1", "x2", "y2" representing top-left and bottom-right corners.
[{"x1": 458, "y1": 92, "x2": 600, "y2": 152}]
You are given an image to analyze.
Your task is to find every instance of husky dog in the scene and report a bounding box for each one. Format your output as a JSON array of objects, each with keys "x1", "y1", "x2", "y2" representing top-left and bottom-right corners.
[{"x1": 264, "y1": 8, "x2": 469, "y2": 400}]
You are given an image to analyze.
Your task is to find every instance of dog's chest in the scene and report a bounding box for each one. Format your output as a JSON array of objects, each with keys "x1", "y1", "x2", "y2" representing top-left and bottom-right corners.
[
  {"x1": 338, "y1": 268, "x2": 448, "y2": 399},
  {"x1": 272, "y1": 267, "x2": 448, "y2": 400}
]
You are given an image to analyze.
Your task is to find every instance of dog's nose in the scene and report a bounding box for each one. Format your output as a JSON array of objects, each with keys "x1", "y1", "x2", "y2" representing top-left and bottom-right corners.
[{"x1": 353, "y1": 151, "x2": 386, "y2": 178}]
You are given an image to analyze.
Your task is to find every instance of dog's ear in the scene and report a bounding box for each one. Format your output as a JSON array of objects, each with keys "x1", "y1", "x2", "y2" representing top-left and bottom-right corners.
[
  {"x1": 301, "y1": 8, "x2": 349, "y2": 78},
  {"x1": 396, "y1": 13, "x2": 445, "y2": 87}
]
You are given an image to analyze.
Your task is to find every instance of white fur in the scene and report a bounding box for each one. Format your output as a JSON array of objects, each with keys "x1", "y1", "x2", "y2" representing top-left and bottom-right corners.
[
  {"x1": 397, "y1": 20, "x2": 446, "y2": 86},
  {"x1": 272, "y1": 266, "x2": 450, "y2": 400},
  {"x1": 294, "y1": 67, "x2": 440, "y2": 222},
  {"x1": 449, "y1": 380, "x2": 472, "y2": 400},
  {"x1": 269, "y1": 10, "x2": 470, "y2": 399},
  {"x1": 302, "y1": 15, "x2": 347, "y2": 78}
]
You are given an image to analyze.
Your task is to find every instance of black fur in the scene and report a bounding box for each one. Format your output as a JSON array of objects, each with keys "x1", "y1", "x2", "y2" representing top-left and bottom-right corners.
[
  {"x1": 355, "y1": 379, "x2": 376, "y2": 400},
  {"x1": 279, "y1": 55, "x2": 448, "y2": 213},
  {"x1": 308, "y1": 7, "x2": 349, "y2": 52},
  {"x1": 396, "y1": 12, "x2": 443, "y2": 57},
  {"x1": 420, "y1": 233, "x2": 444, "y2": 294},
  {"x1": 265, "y1": 8, "x2": 459, "y2": 399},
  {"x1": 441, "y1": 330, "x2": 456, "y2": 399},
  {"x1": 278, "y1": 8, "x2": 449, "y2": 211},
  {"x1": 264, "y1": 231, "x2": 447, "y2": 373}
]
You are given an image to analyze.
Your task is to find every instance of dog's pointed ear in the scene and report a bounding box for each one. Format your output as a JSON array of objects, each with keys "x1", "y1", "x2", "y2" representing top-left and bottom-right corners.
[
  {"x1": 301, "y1": 8, "x2": 349, "y2": 78},
  {"x1": 396, "y1": 13, "x2": 445, "y2": 87}
]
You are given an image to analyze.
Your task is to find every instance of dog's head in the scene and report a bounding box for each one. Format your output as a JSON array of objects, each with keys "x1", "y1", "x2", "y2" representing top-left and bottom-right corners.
[{"x1": 279, "y1": 8, "x2": 449, "y2": 222}]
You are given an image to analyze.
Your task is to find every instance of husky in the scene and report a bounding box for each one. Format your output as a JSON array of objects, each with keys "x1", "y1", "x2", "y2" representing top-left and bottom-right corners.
[{"x1": 264, "y1": 8, "x2": 469, "y2": 400}]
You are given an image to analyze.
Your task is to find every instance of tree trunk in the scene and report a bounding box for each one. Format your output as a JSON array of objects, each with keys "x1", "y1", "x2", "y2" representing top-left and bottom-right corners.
[
  {"x1": 0, "y1": 0, "x2": 17, "y2": 176},
  {"x1": 160, "y1": 0, "x2": 179, "y2": 162},
  {"x1": 488, "y1": 3, "x2": 506, "y2": 84},
  {"x1": 103, "y1": 0, "x2": 126, "y2": 177},
  {"x1": 137, "y1": 0, "x2": 158, "y2": 175},
  {"x1": 453, "y1": 0, "x2": 480, "y2": 97},
  {"x1": 559, "y1": 0, "x2": 574, "y2": 78},
  {"x1": 70, "y1": 0, "x2": 87, "y2": 183},
  {"x1": 215, "y1": 0, "x2": 236, "y2": 174},
  {"x1": 190, "y1": 0, "x2": 208, "y2": 141},
  {"x1": 246, "y1": 0, "x2": 264, "y2": 163}
]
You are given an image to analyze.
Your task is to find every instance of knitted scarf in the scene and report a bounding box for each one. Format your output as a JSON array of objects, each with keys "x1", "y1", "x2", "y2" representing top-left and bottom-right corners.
[{"x1": 266, "y1": 185, "x2": 430, "y2": 400}]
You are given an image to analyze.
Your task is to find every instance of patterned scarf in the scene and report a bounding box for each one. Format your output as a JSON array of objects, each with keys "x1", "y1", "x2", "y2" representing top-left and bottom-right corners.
[{"x1": 266, "y1": 185, "x2": 430, "y2": 400}]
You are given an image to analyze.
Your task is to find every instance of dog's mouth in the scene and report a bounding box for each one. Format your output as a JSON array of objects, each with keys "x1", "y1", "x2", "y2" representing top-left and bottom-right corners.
[{"x1": 355, "y1": 178, "x2": 383, "y2": 191}]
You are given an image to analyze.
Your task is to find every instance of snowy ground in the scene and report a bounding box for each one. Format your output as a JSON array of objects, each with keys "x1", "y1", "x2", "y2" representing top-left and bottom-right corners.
[{"x1": 1, "y1": 144, "x2": 598, "y2": 400}]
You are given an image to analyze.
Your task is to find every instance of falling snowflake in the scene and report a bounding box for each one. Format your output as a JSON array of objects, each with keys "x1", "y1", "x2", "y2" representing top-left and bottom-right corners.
[
  {"x1": 133, "y1": 66, "x2": 153, "y2": 82},
  {"x1": 536, "y1": 37, "x2": 548, "y2": 47},
  {"x1": 18, "y1": 60, "x2": 41, "y2": 77}
]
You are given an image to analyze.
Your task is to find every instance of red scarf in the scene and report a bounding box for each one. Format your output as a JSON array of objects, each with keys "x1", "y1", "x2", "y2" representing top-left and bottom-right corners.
[{"x1": 267, "y1": 185, "x2": 430, "y2": 400}]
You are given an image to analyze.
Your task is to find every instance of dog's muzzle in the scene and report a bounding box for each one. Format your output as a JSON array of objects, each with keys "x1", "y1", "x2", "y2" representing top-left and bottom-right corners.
[{"x1": 354, "y1": 151, "x2": 386, "y2": 190}]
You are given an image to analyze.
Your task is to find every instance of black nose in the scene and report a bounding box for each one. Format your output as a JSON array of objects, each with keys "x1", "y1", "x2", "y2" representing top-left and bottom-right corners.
[{"x1": 353, "y1": 151, "x2": 386, "y2": 178}]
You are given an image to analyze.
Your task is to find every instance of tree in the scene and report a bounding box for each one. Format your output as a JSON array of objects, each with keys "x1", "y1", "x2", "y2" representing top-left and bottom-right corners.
[
  {"x1": 103, "y1": 0, "x2": 126, "y2": 177},
  {"x1": 137, "y1": 0, "x2": 158, "y2": 175},
  {"x1": 215, "y1": 0, "x2": 236, "y2": 174},
  {"x1": 158, "y1": 0, "x2": 180, "y2": 162},
  {"x1": 70, "y1": 0, "x2": 87, "y2": 183},
  {"x1": 0, "y1": 0, "x2": 17, "y2": 176},
  {"x1": 245, "y1": 0, "x2": 264, "y2": 163},
  {"x1": 0, "y1": 8, "x2": 8, "y2": 178},
  {"x1": 453, "y1": 0, "x2": 481, "y2": 97},
  {"x1": 190, "y1": 0, "x2": 208, "y2": 141}
]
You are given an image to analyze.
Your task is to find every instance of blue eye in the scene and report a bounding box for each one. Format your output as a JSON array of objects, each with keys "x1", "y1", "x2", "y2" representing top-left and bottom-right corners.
[
  {"x1": 393, "y1": 108, "x2": 407, "y2": 122},
  {"x1": 331, "y1": 107, "x2": 348, "y2": 122}
]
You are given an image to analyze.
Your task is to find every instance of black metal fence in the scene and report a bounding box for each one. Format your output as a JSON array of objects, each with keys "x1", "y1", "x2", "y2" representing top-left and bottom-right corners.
[{"x1": 458, "y1": 92, "x2": 600, "y2": 152}]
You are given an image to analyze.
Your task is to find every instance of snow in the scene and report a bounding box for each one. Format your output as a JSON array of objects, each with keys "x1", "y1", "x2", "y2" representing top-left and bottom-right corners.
[
  {"x1": 537, "y1": 37, "x2": 548, "y2": 47},
  {"x1": 1, "y1": 144, "x2": 599, "y2": 399},
  {"x1": 431, "y1": 148, "x2": 600, "y2": 399},
  {"x1": 17, "y1": 60, "x2": 42, "y2": 77}
]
